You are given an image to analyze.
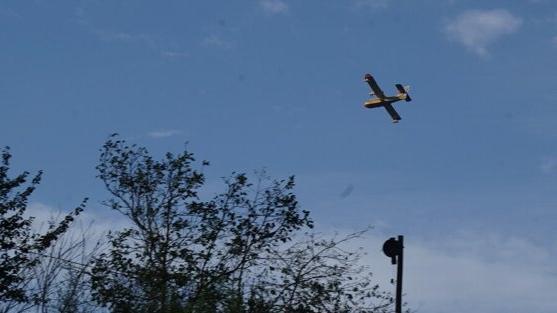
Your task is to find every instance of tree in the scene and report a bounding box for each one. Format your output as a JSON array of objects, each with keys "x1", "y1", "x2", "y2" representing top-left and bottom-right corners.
[
  {"x1": 91, "y1": 135, "x2": 312, "y2": 312},
  {"x1": 0, "y1": 147, "x2": 85, "y2": 304},
  {"x1": 248, "y1": 231, "x2": 394, "y2": 313},
  {"x1": 91, "y1": 135, "x2": 395, "y2": 313},
  {"x1": 47, "y1": 225, "x2": 103, "y2": 313},
  {"x1": 0, "y1": 223, "x2": 103, "y2": 313}
]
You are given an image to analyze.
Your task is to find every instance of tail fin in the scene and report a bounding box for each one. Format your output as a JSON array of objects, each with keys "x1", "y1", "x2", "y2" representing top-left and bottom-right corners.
[{"x1": 395, "y1": 84, "x2": 412, "y2": 102}]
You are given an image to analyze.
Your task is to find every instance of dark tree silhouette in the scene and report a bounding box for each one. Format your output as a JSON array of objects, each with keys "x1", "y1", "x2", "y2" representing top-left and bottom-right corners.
[
  {"x1": 0, "y1": 147, "x2": 85, "y2": 304},
  {"x1": 90, "y1": 136, "x2": 395, "y2": 313}
]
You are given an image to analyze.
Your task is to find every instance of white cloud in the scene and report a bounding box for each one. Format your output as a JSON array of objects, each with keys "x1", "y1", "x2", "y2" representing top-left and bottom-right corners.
[
  {"x1": 404, "y1": 238, "x2": 556, "y2": 313},
  {"x1": 336, "y1": 230, "x2": 557, "y2": 313},
  {"x1": 551, "y1": 36, "x2": 557, "y2": 48},
  {"x1": 26, "y1": 202, "x2": 130, "y2": 238},
  {"x1": 445, "y1": 9, "x2": 522, "y2": 56},
  {"x1": 260, "y1": 0, "x2": 289, "y2": 14},
  {"x1": 75, "y1": 7, "x2": 160, "y2": 51},
  {"x1": 161, "y1": 50, "x2": 190, "y2": 58},
  {"x1": 93, "y1": 29, "x2": 155, "y2": 47},
  {"x1": 147, "y1": 129, "x2": 183, "y2": 139},
  {"x1": 24, "y1": 200, "x2": 557, "y2": 313},
  {"x1": 75, "y1": 7, "x2": 191, "y2": 60}
]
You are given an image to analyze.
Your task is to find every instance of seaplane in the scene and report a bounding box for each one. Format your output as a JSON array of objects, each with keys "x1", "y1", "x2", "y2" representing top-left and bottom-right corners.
[{"x1": 363, "y1": 73, "x2": 412, "y2": 123}]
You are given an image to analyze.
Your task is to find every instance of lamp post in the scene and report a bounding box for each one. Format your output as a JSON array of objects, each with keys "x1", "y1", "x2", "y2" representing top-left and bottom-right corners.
[{"x1": 383, "y1": 235, "x2": 404, "y2": 313}]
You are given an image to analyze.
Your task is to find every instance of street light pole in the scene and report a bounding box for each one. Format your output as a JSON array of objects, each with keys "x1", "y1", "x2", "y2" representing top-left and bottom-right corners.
[
  {"x1": 395, "y1": 235, "x2": 403, "y2": 313},
  {"x1": 383, "y1": 235, "x2": 404, "y2": 313}
]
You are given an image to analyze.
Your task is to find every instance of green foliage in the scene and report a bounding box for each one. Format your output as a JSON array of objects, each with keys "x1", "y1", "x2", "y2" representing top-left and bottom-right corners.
[{"x1": 0, "y1": 147, "x2": 85, "y2": 303}]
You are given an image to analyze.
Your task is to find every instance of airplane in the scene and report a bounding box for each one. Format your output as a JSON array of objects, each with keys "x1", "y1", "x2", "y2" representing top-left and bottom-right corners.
[{"x1": 363, "y1": 73, "x2": 412, "y2": 123}]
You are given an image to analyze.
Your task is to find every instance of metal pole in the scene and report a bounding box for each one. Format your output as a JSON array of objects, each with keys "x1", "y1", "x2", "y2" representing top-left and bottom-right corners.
[{"x1": 395, "y1": 235, "x2": 404, "y2": 313}]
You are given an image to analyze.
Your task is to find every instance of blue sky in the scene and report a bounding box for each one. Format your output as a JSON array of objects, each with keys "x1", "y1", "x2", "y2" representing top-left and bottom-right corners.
[{"x1": 1, "y1": 1, "x2": 557, "y2": 312}]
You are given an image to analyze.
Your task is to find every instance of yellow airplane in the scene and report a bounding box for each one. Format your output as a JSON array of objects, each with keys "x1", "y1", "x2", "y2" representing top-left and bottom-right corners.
[{"x1": 363, "y1": 73, "x2": 412, "y2": 123}]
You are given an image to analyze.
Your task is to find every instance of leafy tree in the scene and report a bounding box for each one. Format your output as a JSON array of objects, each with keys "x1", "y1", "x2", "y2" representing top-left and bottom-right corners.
[
  {"x1": 0, "y1": 147, "x2": 86, "y2": 304},
  {"x1": 91, "y1": 135, "x2": 312, "y2": 312},
  {"x1": 90, "y1": 135, "x2": 395, "y2": 313}
]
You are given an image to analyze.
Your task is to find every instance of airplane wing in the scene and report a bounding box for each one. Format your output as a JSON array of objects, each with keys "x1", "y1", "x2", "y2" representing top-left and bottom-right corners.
[
  {"x1": 383, "y1": 103, "x2": 401, "y2": 122},
  {"x1": 364, "y1": 74, "x2": 385, "y2": 98},
  {"x1": 395, "y1": 84, "x2": 406, "y2": 94},
  {"x1": 395, "y1": 84, "x2": 412, "y2": 102}
]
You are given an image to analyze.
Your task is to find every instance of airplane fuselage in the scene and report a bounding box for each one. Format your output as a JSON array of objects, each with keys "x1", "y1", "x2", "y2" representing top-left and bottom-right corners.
[{"x1": 363, "y1": 94, "x2": 407, "y2": 109}]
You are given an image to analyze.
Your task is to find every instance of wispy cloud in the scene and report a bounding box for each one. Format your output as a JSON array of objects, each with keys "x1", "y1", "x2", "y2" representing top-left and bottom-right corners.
[
  {"x1": 445, "y1": 9, "x2": 522, "y2": 56},
  {"x1": 93, "y1": 29, "x2": 156, "y2": 47},
  {"x1": 26, "y1": 202, "x2": 130, "y2": 237},
  {"x1": 74, "y1": 7, "x2": 154, "y2": 46},
  {"x1": 552, "y1": 36, "x2": 557, "y2": 48},
  {"x1": 260, "y1": 0, "x2": 289, "y2": 14},
  {"x1": 147, "y1": 129, "x2": 183, "y2": 139},
  {"x1": 201, "y1": 35, "x2": 233, "y2": 49},
  {"x1": 75, "y1": 7, "x2": 190, "y2": 59},
  {"x1": 354, "y1": 0, "x2": 390, "y2": 9},
  {"x1": 161, "y1": 50, "x2": 190, "y2": 59}
]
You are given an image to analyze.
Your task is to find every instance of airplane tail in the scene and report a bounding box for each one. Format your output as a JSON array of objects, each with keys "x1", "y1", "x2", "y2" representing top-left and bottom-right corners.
[{"x1": 395, "y1": 84, "x2": 412, "y2": 102}]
